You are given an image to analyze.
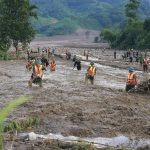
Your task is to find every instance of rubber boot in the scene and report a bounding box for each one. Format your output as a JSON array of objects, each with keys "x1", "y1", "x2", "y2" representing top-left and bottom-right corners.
[
  {"x1": 91, "y1": 79, "x2": 94, "y2": 85},
  {"x1": 39, "y1": 80, "x2": 43, "y2": 88}
]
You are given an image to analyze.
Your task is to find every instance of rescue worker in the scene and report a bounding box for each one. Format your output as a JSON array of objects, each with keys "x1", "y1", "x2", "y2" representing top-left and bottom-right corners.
[
  {"x1": 28, "y1": 59, "x2": 44, "y2": 87},
  {"x1": 143, "y1": 57, "x2": 149, "y2": 73},
  {"x1": 66, "y1": 51, "x2": 71, "y2": 60},
  {"x1": 126, "y1": 67, "x2": 137, "y2": 92},
  {"x1": 114, "y1": 51, "x2": 116, "y2": 59},
  {"x1": 73, "y1": 59, "x2": 81, "y2": 70},
  {"x1": 72, "y1": 55, "x2": 77, "y2": 62},
  {"x1": 48, "y1": 47, "x2": 51, "y2": 58},
  {"x1": 139, "y1": 53, "x2": 143, "y2": 66},
  {"x1": 41, "y1": 56, "x2": 49, "y2": 67},
  {"x1": 85, "y1": 62, "x2": 96, "y2": 85},
  {"x1": 86, "y1": 51, "x2": 89, "y2": 60},
  {"x1": 50, "y1": 60, "x2": 56, "y2": 72}
]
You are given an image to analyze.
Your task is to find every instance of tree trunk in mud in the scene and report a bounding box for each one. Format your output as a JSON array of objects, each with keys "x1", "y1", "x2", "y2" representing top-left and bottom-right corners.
[
  {"x1": 13, "y1": 40, "x2": 19, "y2": 59},
  {"x1": 15, "y1": 46, "x2": 19, "y2": 59}
]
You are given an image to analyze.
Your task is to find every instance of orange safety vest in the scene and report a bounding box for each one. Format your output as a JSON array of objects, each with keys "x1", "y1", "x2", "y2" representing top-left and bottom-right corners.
[
  {"x1": 143, "y1": 59, "x2": 148, "y2": 65},
  {"x1": 88, "y1": 66, "x2": 96, "y2": 77},
  {"x1": 34, "y1": 64, "x2": 43, "y2": 77},
  {"x1": 50, "y1": 63, "x2": 56, "y2": 71},
  {"x1": 127, "y1": 73, "x2": 137, "y2": 85}
]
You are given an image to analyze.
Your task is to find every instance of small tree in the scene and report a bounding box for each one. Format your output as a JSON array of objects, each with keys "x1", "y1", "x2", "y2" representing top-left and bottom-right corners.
[
  {"x1": 100, "y1": 29, "x2": 116, "y2": 43},
  {"x1": 0, "y1": 0, "x2": 37, "y2": 55},
  {"x1": 125, "y1": 0, "x2": 140, "y2": 24}
]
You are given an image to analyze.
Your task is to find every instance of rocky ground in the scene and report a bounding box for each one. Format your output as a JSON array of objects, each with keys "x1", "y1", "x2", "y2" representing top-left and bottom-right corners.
[{"x1": 1, "y1": 35, "x2": 150, "y2": 150}]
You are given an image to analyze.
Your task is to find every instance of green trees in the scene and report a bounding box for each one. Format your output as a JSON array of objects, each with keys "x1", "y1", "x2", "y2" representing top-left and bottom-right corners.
[
  {"x1": 0, "y1": 0, "x2": 37, "y2": 54},
  {"x1": 125, "y1": 0, "x2": 140, "y2": 22},
  {"x1": 100, "y1": 29, "x2": 116, "y2": 43},
  {"x1": 100, "y1": 0, "x2": 150, "y2": 50}
]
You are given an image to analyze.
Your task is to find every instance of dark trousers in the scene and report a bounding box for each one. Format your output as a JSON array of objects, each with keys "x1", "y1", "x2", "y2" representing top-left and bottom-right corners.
[
  {"x1": 77, "y1": 65, "x2": 81, "y2": 70},
  {"x1": 126, "y1": 84, "x2": 135, "y2": 92},
  {"x1": 143, "y1": 65, "x2": 148, "y2": 72},
  {"x1": 85, "y1": 74, "x2": 94, "y2": 85}
]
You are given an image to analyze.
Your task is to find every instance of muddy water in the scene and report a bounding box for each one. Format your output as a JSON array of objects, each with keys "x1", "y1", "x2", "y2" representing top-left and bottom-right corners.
[
  {"x1": 1, "y1": 57, "x2": 150, "y2": 145},
  {"x1": 0, "y1": 58, "x2": 149, "y2": 104},
  {"x1": 43, "y1": 59, "x2": 149, "y2": 90},
  {"x1": 42, "y1": 60, "x2": 126, "y2": 90}
]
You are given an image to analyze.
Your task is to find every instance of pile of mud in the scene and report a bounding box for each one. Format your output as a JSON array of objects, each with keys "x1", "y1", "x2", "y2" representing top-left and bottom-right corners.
[{"x1": 136, "y1": 79, "x2": 150, "y2": 93}]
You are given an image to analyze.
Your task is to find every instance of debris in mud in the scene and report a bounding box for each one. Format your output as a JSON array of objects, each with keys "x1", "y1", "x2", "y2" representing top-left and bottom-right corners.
[
  {"x1": 5, "y1": 138, "x2": 97, "y2": 150},
  {"x1": 129, "y1": 79, "x2": 150, "y2": 93},
  {"x1": 136, "y1": 79, "x2": 150, "y2": 93},
  {"x1": 17, "y1": 132, "x2": 150, "y2": 150}
]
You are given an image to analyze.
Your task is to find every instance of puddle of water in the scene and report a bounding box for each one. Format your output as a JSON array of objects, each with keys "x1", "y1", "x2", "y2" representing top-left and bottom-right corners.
[{"x1": 20, "y1": 132, "x2": 150, "y2": 149}]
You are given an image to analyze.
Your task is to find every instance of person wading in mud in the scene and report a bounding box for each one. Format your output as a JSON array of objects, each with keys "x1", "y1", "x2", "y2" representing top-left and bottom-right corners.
[
  {"x1": 126, "y1": 67, "x2": 137, "y2": 92},
  {"x1": 72, "y1": 55, "x2": 77, "y2": 62},
  {"x1": 28, "y1": 59, "x2": 44, "y2": 87},
  {"x1": 86, "y1": 51, "x2": 89, "y2": 60},
  {"x1": 48, "y1": 47, "x2": 51, "y2": 58},
  {"x1": 73, "y1": 59, "x2": 81, "y2": 70},
  {"x1": 143, "y1": 57, "x2": 149, "y2": 73},
  {"x1": 41, "y1": 56, "x2": 49, "y2": 67},
  {"x1": 114, "y1": 51, "x2": 116, "y2": 59},
  {"x1": 50, "y1": 60, "x2": 56, "y2": 72},
  {"x1": 85, "y1": 62, "x2": 97, "y2": 85}
]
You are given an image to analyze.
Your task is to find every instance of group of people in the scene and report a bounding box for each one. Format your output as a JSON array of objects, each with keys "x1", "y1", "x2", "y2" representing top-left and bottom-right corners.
[
  {"x1": 121, "y1": 49, "x2": 139, "y2": 62},
  {"x1": 26, "y1": 56, "x2": 56, "y2": 87},
  {"x1": 115, "y1": 49, "x2": 149, "y2": 76},
  {"x1": 26, "y1": 53, "x2": 97, "y2": 87},
  {"x1": 72, "y1": 55, "x2": 97, "y2": 84},
  {"x1": 26, "y1": 47, "x2": 149, "y2": 92},
  {"x1": 120, "y1": 50, "x2": 149, "y2": 92}
]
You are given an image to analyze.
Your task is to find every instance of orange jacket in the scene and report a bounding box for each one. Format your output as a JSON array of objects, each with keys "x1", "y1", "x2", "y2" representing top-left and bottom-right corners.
[
  {"x1": 88, "y1": 66, "x2": 96, "y2": 77},
  {"x1": 50, "y1": 63, "x2": 56, "y2": 71},
  {"x1": 143, "y1": 58, "x2": 148, "y2": 65},
  {"x1": 127, "y1": 73, "x2": 137, "y2": 85},
  {"x1": 34, "y1": 64, "x2": 43, "y2": 78}
]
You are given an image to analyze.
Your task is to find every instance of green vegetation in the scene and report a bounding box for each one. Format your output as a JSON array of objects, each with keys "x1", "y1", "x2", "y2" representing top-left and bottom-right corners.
[
  {"x1": 36, "y1": 18, "x2": 78, "y2": 36},
  {"x1": 0, "y1": 96, "x2": 29, "y2": 149},
  {"x1": 100, "y1": 0, "x2": 150, "y2": 50},
  {"x1": 0, "y1": 0, "x2": 37, "y2": 55},
  {"x1": 4, "y1": 117, "x2": 40, "y2": 133},
  {"x1": 31, "y1": 0, "x2": 150, "y2": 36}
]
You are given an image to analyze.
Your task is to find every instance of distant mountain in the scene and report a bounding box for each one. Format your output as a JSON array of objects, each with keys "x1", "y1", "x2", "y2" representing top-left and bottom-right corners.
[{"x1": 30, "y1": 0, "x2": 150, "y2": 36}]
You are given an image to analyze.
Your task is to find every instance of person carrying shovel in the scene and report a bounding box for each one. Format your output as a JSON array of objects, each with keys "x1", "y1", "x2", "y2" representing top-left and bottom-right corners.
[{"x1": 85, "y1": 62, "x2": 97, "y2": 85}]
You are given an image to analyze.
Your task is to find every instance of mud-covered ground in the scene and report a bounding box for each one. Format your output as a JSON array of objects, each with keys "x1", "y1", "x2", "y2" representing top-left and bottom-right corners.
[{"x1": 1, "y1": 37, "x2": 150, "y2": 149}]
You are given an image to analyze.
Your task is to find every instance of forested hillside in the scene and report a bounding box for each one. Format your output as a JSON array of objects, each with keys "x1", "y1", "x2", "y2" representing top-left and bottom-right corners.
[{"x1": 31, "y1": 0, "x2": 150, "y2": 36}]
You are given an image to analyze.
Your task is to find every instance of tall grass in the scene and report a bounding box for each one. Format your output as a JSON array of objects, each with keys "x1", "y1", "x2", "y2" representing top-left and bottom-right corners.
[{"x1": 0, "y1": 96, "x2": 29, "y2": 150}]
